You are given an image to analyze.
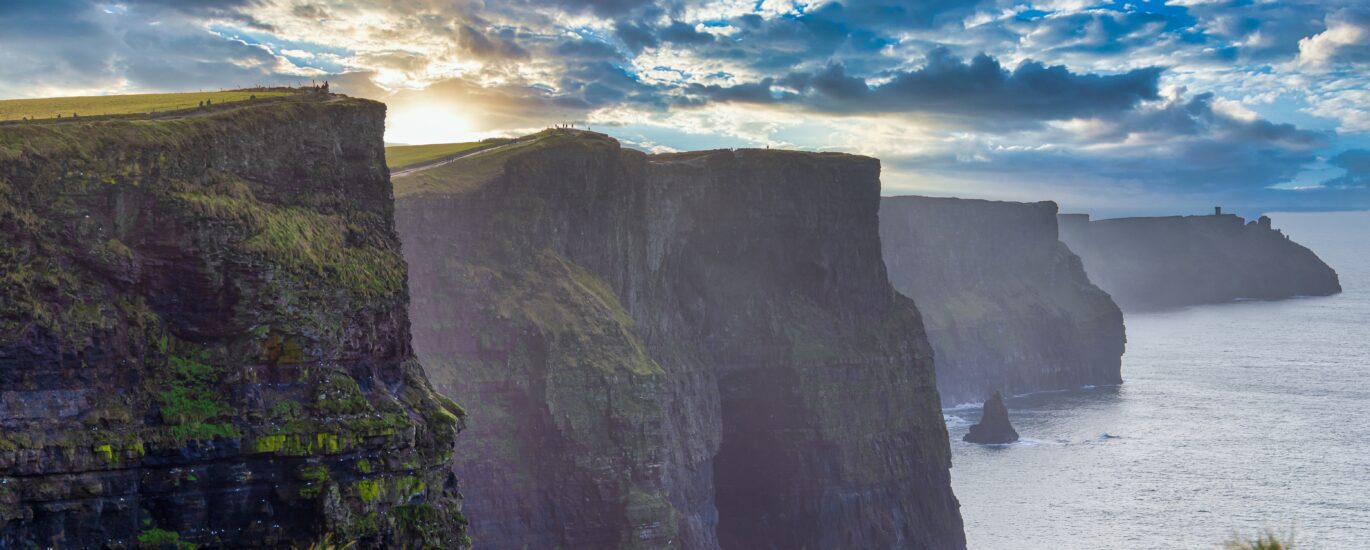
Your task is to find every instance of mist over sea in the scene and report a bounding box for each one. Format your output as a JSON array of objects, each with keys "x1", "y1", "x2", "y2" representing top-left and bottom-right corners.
[{"x1": 947, "y1": 211, "x2": 1370, "y2": 549}]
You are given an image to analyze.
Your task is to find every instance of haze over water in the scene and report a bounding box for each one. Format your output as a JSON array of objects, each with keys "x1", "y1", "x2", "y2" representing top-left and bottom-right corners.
[{"x1": 947, "y1": 211, "x2": 1370, "y2": 549}]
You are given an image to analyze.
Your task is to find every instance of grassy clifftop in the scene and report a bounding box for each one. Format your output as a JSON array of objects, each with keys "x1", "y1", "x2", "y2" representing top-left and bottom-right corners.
[
  {"x1": 390, "y1": 130, "x2": 616, "y2": 196},
  {"x1": 0, "y1": 89, "x2": 295, "y2": 121},
  {"x1": 0, "y1": 91, "x2": 468, "y2": 548}
]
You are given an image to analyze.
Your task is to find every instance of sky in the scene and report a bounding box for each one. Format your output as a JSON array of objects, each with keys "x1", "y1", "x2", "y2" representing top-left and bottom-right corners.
[{"x1": 2, "y1": 0, "x2": 1368, "y2": 216}]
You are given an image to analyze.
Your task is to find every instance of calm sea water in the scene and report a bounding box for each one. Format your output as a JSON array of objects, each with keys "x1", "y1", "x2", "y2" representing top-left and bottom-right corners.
[{"x1": 947, "y1": 211, "x2": 1370, "y2": 549}]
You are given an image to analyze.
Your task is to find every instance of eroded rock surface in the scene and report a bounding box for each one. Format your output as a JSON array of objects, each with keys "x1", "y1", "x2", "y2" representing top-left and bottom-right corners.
[
  {"x1": 395, "y1": 131, "x2": 966, "y2": 549},
  {"x1": 0, "y1": 93, "x2": 467, "y2": 548}
]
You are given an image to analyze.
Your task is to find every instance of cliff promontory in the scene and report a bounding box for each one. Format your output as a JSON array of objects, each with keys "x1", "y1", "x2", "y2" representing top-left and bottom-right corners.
[
  {"x1": 0, "y1": 93, "x2": 467, "y2": 547},
  {"x1": 394, "y1": 131, "x2": 965, "y2": 549},
  {"x1": 1058, "y1": 211, "x2": 1342, "y2": 310},
  {"x1": 880, "y1": 196, "x2": 1125, "y2": 406}
]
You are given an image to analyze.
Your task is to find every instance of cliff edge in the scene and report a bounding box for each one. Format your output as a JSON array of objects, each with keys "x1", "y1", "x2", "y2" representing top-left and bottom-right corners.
[
  {"x1": 0, "y1": 93, "x2": 467, "y2": 547},
  {"x1": 1058, "y1": 211, "x2": 1342, "y2": 311},
  {"x1": 880, "y1": 196, "x2": 1125, "y2": 406},
  {"x1": 395, "y1": 130, "x2": 965, "y2": 549}
]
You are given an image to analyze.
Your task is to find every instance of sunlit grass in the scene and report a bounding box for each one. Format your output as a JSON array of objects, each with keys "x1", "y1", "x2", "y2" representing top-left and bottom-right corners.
[
  {"x1": 384, "y1": 141, "x2": 489, "y2": 170},
  {"x1": 391, "y1": 134, "x2": 574, "y2": 196},
  {"x1": 0, "y1": 91, "x2": 291, "y2": 121}
]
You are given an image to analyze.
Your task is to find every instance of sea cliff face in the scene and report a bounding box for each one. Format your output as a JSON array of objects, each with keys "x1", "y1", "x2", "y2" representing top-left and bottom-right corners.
[
  {"x1": 395, "y1": 131, "x2": 965, "y2": 549},
  {"x1": 1058, "y1": 212, "x2": 1342, "y2": 311},
  {"x1": 880, "y1": 196, "x2": 1125, "y2": 406},
  {"x1": 0, "y1": 95, "x2": 467, "y2": 548}
]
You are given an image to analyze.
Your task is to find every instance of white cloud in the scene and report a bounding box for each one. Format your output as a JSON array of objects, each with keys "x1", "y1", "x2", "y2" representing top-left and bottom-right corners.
[{"x1": 1298, "y1": 9, "x2": 1370, "y2": 67}]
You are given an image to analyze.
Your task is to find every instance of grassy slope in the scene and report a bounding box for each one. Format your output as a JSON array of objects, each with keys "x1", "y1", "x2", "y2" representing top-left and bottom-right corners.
[
  {"x1": 391, "y1": 131, "x2": 604, "y2": 197},
  {"x1": 0, "y1": 91, "x2": 292, "y2": 121},
  {"x1": 385, "y1": 142, "x2": 488, "y2": 170}
]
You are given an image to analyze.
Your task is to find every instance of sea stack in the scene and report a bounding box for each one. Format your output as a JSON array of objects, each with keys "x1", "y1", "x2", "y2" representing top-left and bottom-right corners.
[{"x1": 964, "y1": 391, "x2": 1020, "y2": 444}]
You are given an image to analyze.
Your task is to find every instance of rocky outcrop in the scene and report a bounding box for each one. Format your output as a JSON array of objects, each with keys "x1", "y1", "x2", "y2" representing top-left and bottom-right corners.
[
  {"x1": 1058, "y1": 211, "x2": 1342, "y2": 311},
  {"x1": 395, "y1": 130, "x2": 965, "y2": 549},
  {"x1": 0, "y1": 93, "x2": 467, "y2": 547},
  {"x1": 962, "y1": 391, "x2": 1018, "y2": 444},
  {"x1": 880, "y1": 196, "x2": 1125, "y2": 406}
]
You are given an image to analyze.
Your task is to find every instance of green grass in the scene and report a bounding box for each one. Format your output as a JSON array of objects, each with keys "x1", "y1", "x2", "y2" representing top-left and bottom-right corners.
[
  {"x1": 137, "y1": 527, "x2": 197, "y2": 549},
  {"x1": 0, "y1": 91, "x2": 292, "y2": 121},
  {"x1": 157, "y1": 349, "x2": 241, "y2": 441},
  {"x1": 176, "y1": 184, "x2": 406, "y2": 298},
  {"x1": 384, "y1": 141, "x2": 490, "y2": 170},
  {"x1": 392, "y1": 130, "x2": 605, "y2": 196}
]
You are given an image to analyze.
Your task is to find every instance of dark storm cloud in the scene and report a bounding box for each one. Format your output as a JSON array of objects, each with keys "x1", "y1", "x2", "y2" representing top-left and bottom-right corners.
[
  {"x1": 554, "y1": 61, "x2": 665, "y2": 110},
  {"x1": 683, "y1": 79, "x2": 785, "y2": 105},
  {"x1": 807, "y1": 0, "x2": 990, "y2": 32},
  {"x1": 609, "y1": 1, "x2": 978, "y2": 74},
  {"x1": 1092, "y1": 93, "x2": 1325, "y2": 149},
  {"x1": 550, "y1": 0, "x2": 665, "y2": 17},
  {"x1": 555, "y1": 36, "x2": 622, "y2": 60},
  {"x1": 614, "y1": 21, "x2": 659, "y2": 53},
  {"x1": 879, "y1": 88, "x2": 1334, "y2": 211},
  {"x1": 658, "y1": 20, "x2": 713, "y2": 45},
  {"x1": 1326, "y1": 150, "x2": 1370, "y2": 188},
  {"x1": 457, "y1": 24, "x2": 529, "y2": 60},
  {"x1": 685, "y1": 49, "x2": 1162, "y2": 125}
]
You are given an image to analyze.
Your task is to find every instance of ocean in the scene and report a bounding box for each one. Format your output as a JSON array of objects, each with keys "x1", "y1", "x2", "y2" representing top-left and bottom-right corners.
[{"x1": 947, "y1": 211, "x2": 1370, "y2": 549}]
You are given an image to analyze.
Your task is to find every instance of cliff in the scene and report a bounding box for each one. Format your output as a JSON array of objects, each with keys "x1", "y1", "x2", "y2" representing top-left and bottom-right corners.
[
  {"x1": 880, "y1": 196, "x2": 1125, "y2": 406},
  {"x1": 0, "y1": 93, "x2": 468, "y2": 547},
  {"x1": 1058, "y1": 212, "x2": 1342, "y2": 311},
  {"x1": 394, "y1": 131, "x2": 965, "y2": 549}
]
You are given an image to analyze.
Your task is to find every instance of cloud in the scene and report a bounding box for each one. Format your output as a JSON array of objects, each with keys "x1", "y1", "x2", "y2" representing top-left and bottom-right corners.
[
  {"x1": 3, "y1": 0, "x2": 1368, "y2": 213},
  {"x1": 868, "y1": 89, "x2": 1334, "y2": 214},
  {"x1": 1325, "y1": 149, "x2": 1370, "y2": 188},
  {"x1": 456, "y1": 24, "x2": 529, "y2": 61},
  {"x1": 1195, "y1": 2, "x2": 1330, "y2": 62},
  {"x1": 552, "y1": 0, "x2": 662, "y2": 17},
  {"x1": 1298, "y1": 9, "x2": 1370, "y2": 67},
  {"x1": 686, "y1": 49, "x2": 1162, "y2": 127},
  {"x1": 0, "y1": 0, "x2": 306, "y2": 97}
]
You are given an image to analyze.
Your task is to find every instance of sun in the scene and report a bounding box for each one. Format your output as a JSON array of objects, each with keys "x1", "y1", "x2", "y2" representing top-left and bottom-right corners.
[{"x1": 385, "y1": 103, "x2": 475, "y2": 145}]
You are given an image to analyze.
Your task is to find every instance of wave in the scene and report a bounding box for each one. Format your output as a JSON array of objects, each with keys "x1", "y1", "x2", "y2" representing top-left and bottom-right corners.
[
  {"x1": 963, "y1": 437, "x2": 1051, "y2": 448},
  {"x1": 941, "y1": 383, "x2": 1121, "y2": 413}
]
